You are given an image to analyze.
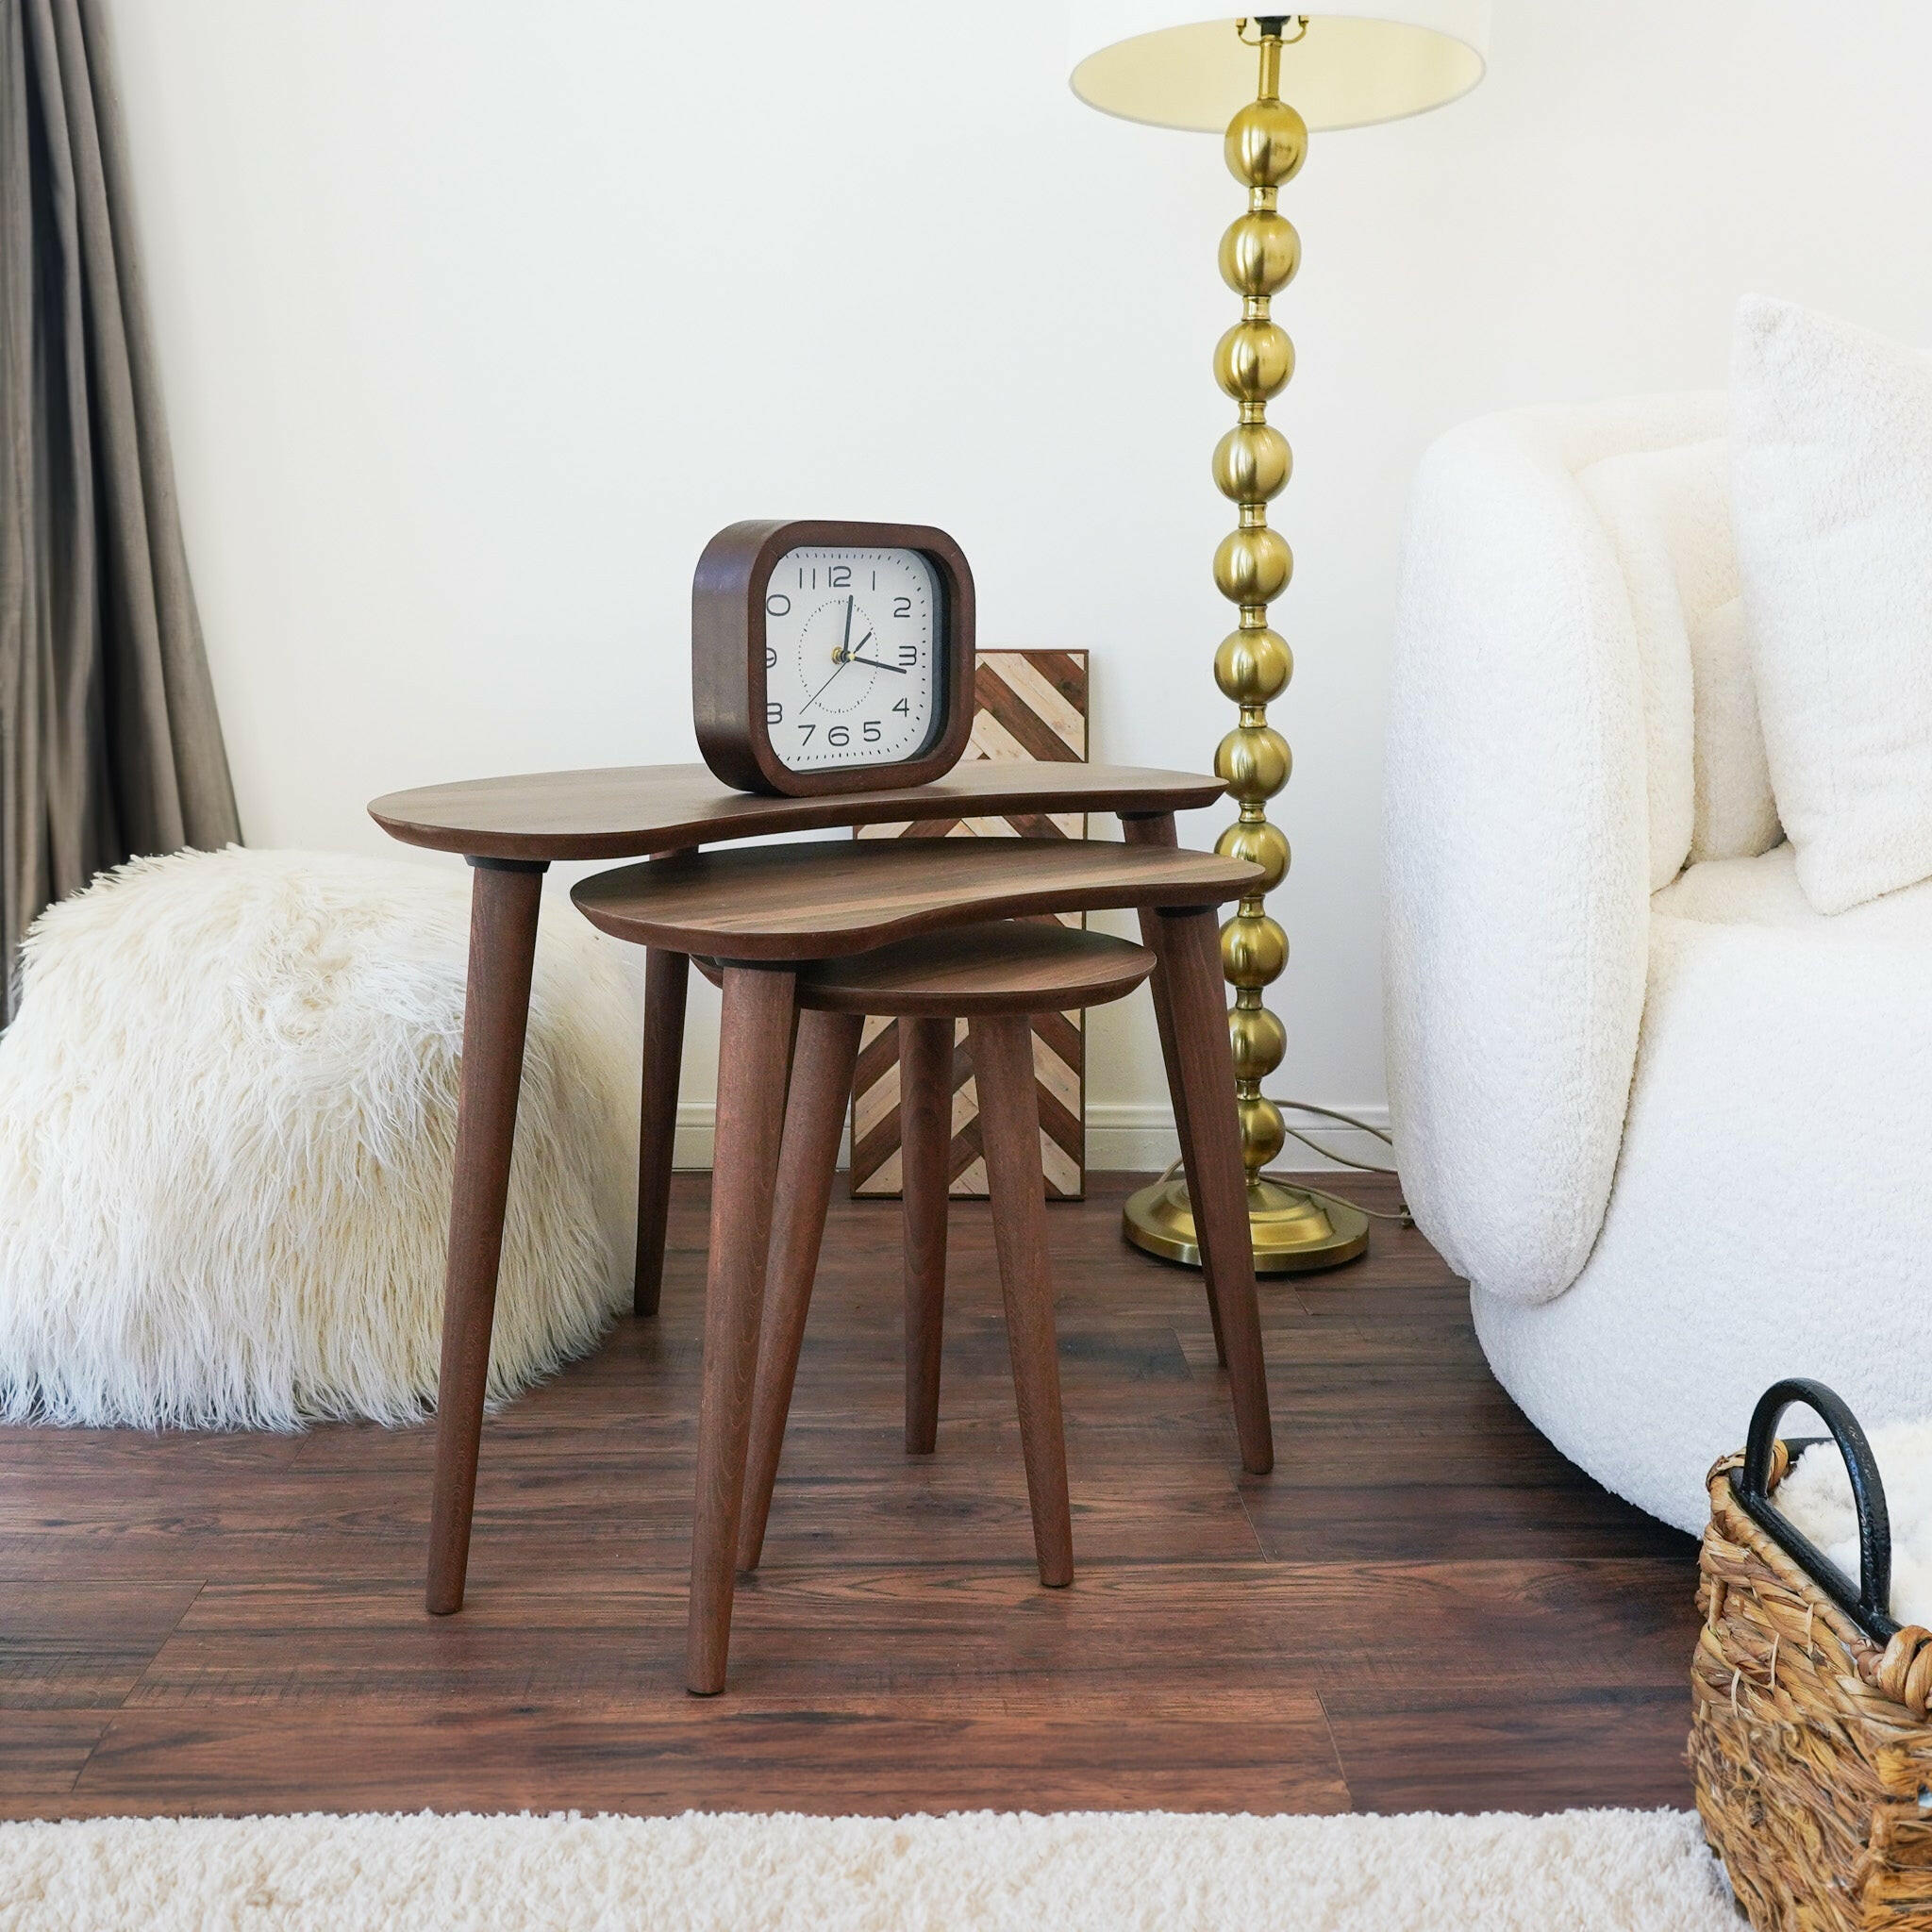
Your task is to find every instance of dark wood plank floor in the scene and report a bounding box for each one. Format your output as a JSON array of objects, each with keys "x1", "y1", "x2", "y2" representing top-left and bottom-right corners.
[{"x1": 0, "y1": 1172, "x2": 1699, "y2": 1819}]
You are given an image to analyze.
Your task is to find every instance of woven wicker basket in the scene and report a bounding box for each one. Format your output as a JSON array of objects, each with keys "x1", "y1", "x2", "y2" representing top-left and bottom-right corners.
[{"x1": 1692, "y1": 1378, "x2": 1932, "y2": 1931}]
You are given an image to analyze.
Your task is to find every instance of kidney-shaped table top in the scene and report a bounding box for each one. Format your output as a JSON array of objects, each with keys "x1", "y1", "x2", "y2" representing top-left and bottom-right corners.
[
  {"x1": 369, "y1": 761, "x2": 1226, "y2": 862},
  {"x1": 572, "y1": 838, "x2": 1262, "y2": 961}
]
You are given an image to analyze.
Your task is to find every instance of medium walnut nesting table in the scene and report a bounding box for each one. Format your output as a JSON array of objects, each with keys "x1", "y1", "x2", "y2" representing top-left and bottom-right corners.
[{"x1": 370, "y1": 761, "x2": 1272, "y2": 1695}]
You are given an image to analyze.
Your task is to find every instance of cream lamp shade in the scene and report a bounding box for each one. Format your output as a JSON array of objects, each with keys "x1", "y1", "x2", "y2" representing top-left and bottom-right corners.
[{"x1": 1068, "y1": 2, "x2": 1491, "y2": 132}]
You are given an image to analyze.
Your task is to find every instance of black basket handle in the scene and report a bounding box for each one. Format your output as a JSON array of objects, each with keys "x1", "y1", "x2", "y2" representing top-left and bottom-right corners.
[{"x1": 1728, "y1": 1376, "x2": 1897, "y2": 1643}]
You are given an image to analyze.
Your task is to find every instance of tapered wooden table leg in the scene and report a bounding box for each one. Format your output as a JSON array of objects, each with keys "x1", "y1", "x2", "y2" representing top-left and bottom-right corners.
[
  {"x1": 1122, "y1": 811, "x2": 1227, "y2": 1367},
  {"x1": 1150, "y1": 906, "x2": 1274, "y2": 1476},
  {"x1": 737, "y1": 1008, "x2": 863, "y2": 1574},
  {"x1": 634, "y1": 946, "x2": 690, "y2": 1317},
  {"x1": 687, "y1": 964, "x2": 797, "y2": 1694},
  {"x1": 427, "y1": 857, "x2": 548, "y2": 1616},
  {"x1": 899, "y1": 1015, "x2": 954, "y2": 1455},
  {"x1": 972, "y1": 1012, "x2": 1074, "y2": 1589}
]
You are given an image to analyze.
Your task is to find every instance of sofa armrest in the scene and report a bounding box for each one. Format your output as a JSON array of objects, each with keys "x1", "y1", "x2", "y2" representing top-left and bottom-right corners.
[{"x1": 1384, "y1": 408, "x2": 1657, "y2": 1305}]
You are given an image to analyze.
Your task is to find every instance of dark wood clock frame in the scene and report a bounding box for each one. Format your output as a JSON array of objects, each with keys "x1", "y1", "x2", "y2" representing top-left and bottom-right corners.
[{"x1": 692, "y1": 518, "x2": 976, "y2": 796}]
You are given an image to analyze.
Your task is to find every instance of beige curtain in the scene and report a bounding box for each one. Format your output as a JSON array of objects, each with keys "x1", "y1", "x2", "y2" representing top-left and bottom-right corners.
[{"x1": 0, "y1": 0, "x2": 240, "y2": 1022}]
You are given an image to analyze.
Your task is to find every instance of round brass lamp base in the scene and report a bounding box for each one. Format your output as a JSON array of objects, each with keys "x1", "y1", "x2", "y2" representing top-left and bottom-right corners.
[{"x1": 1123, "y1": 1174, "x2": 1369, "y2": 1275}]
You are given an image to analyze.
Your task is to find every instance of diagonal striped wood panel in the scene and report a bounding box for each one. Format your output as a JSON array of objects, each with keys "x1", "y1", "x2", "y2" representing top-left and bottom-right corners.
[{"x1": 851, "y1": 650, "x2": 1089, "y2": 1199}]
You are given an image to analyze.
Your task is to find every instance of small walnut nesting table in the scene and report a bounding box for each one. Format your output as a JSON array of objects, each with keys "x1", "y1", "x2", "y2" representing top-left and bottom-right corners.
[{"x1": 370, "y1": 762, "x2": 1272, "y2": 1695}]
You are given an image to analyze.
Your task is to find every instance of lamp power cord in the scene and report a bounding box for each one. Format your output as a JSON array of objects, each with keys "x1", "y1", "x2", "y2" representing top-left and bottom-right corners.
[
  {"x1": 1267, "y1": 1100, "x2": 1411, "y2": 1226},
  {"x1": 1154, "y1": 1100, "x2": 1413, "y2": 1228}
]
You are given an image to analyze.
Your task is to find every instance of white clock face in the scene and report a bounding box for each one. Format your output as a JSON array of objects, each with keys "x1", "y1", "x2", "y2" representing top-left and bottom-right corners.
[{"x1": 761, "y1": 546, "x2": 943, "y2": 771}]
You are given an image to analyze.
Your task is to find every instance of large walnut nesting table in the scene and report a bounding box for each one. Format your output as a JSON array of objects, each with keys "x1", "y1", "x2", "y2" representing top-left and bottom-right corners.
[{"x1": 370, "y1": 761, "x2": 1271, "y2": 1695}]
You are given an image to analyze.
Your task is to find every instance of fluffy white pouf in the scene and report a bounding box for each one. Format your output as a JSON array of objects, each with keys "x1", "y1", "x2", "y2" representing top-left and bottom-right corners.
[{"x1": 0, "y1": 847, "x2": 640, "y2": 1428}]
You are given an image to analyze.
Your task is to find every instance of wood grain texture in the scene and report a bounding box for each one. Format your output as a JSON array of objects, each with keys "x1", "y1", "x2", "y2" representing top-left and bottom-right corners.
[
  {"x1": 697, "y1": 923, "x2": 1154, "y2": 1018},
  {"x1": 633, "y1": 947, "x2": 690, "y2": 1319},
  {"x1": 63, "y1": 1688, "x2": 1350, "y2": 1818},
  {"x1": 687, "y1": 967, "x2": 798, "y2": 1694},
  {"x1": 370, "y1": 762, "x2": 1225, "y2": 862},
  {"x1": 972, "y1": 1014, "x2": 1074, "y2": 1590},
  {"x1": 736, "y1": 1010, "x2": 863, "y2": 1575},
  {"x1": 426, "y1": 859, "x2": 546, "y2": 1616},
  {"x1": 899, "y1": 1016, "x2": 953, "y2": 1456},
  {"x1": 0, "y1": 1583, "x2": 203, "y2": 1708},
  {"x1": 573, "y1": 840, "x2": 1258, "y2": 961},
  {"x1": 0, "y1": 1714, "x2": 114, "y2": 1799},
  {"x1": 1148, "y1": 906, "x2": 1274, "y2": 1477},
  {"x1": 0, "y1": 1174, "x2": 1702, "y2": 1820},
  {"x1": 1122, "y1": 811, "x2": 1225, "y2": 1367}
]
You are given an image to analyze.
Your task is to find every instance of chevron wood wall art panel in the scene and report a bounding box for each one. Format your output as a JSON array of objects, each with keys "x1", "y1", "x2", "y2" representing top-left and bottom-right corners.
[{"x1": 849, "y1": 650, "x2": 1090, "y2": 1200}]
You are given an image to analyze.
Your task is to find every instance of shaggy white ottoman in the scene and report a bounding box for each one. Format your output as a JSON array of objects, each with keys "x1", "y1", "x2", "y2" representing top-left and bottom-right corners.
[{"x1": 0, "y1": 847, "x2": 640, "y2": 1428}]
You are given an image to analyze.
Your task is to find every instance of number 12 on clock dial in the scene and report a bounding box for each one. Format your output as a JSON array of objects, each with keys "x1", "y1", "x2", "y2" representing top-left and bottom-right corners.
[{"x1": 759, "y1": 546, "x2": 944, "y2": 772}]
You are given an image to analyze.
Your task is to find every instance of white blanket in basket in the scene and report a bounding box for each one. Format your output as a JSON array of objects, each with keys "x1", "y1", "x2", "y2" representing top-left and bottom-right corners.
[{"x1": 1777, "y1": 1424, "x2": 1932, "y2": 1629}]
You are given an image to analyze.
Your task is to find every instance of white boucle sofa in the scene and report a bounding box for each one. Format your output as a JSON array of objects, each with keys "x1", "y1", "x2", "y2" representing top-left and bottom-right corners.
[{"x1": 1384, "y1": 392, "x2": 1932, "y2": 1536}]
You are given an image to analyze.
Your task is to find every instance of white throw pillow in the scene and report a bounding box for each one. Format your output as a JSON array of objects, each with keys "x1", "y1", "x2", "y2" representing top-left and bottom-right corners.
[{"x1": 1730, "y1": 295, "x2": 1932, "y2": 913}]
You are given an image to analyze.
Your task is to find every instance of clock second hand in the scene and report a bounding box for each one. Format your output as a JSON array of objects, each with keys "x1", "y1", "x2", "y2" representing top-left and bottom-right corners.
[{"x1": 802, "y1": 596, "x2": 857, "y2": 711}]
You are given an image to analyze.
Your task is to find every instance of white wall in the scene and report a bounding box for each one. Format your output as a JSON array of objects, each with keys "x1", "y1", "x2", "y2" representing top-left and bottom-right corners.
[{"x1": 101, "y1": 0, "x2": 1932, "y2": 1166}]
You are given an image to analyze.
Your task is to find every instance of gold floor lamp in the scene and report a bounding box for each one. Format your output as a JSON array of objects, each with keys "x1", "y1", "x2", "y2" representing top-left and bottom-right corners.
[{"x1": 1069, "y1": 5, "x2": 1489, "y2": 1273}]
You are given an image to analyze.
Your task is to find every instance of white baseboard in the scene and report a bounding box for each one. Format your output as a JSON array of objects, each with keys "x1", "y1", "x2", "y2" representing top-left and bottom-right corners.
[
  {"x1": 1085, "y1": 1103, "x2": 1392, "y2": 1174},
  {"x1": 671, "y1": 1101, "x2": 1392, "y2": 1175}
]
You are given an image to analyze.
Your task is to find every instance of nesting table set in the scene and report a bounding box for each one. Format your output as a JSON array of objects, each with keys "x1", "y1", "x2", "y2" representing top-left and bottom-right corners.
[{"x1": 371, "y1": 759, "x2": 1275, "y2": 1693}]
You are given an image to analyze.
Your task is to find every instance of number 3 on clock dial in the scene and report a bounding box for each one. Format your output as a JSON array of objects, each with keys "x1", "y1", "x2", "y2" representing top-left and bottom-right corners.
[{"x1": 759, "y1": 546, "x2": 942, "y2": 772}]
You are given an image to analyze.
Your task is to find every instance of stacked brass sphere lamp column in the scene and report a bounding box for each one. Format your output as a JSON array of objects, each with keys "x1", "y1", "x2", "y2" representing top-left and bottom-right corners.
[
  {"x1": 1119, "y1": 17, "x2": 1365, "y2": 1272},
  {"x1": 1068, "y1": 4, "x2": 1491, "y2": 1274}
]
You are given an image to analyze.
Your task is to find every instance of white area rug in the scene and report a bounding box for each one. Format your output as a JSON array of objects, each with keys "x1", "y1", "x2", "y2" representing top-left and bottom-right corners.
[{"x1": 0, "y1": 1807, "x2": 1735, "y2": 1931}]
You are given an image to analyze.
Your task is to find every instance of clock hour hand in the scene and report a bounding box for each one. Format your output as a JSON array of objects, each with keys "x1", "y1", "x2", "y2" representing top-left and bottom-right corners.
[{"x1": 841, "y1": 629, "x2": 906, "y2": 675}]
